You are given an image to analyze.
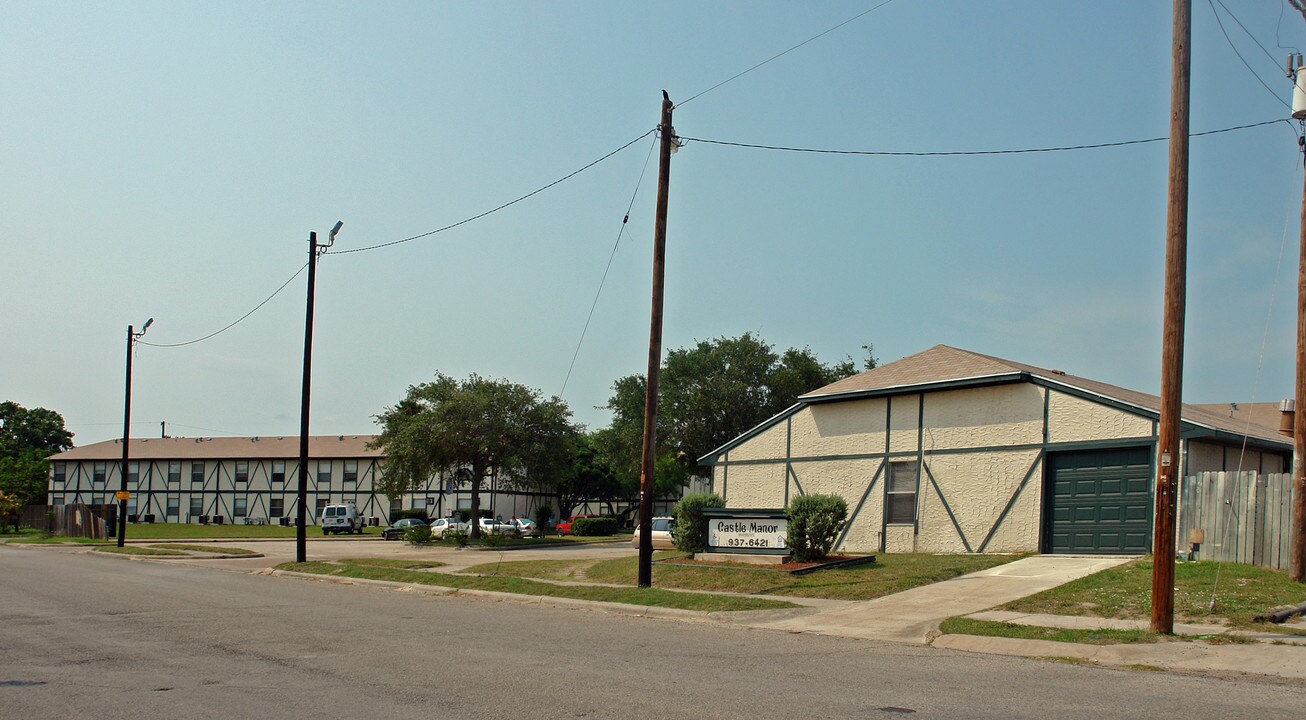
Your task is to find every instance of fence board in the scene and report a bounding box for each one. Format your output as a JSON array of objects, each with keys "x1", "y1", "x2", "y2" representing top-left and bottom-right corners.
[{"x1": 1180, "y1": 472, "x2": 1294, "y2": 570}]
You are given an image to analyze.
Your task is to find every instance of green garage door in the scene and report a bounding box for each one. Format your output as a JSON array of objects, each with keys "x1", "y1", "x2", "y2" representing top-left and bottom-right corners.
[{"x1": 1044, "y1": 447, "x2": 1152, "y2": 554}]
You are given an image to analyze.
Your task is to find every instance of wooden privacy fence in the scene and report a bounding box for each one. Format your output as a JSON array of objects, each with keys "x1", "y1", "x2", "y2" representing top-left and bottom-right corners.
[
  {"x1": 19, "y1": 504, "x2": 116, "y2": 540},
  {"x1": 1178, "y1": 472, "x2": 1294, "y2": 570}
]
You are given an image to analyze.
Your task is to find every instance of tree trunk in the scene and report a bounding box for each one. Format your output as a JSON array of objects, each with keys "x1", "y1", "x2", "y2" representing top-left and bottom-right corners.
[{"x1": 470, "y1": 461, "x2": 483, "y2": 540}]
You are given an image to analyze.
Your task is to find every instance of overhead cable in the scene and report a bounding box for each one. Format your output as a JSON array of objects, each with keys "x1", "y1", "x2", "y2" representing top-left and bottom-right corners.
[
  {"x1": 328, "y1": 129, "x2": 656, "y2": 256},
  {"x1": 138, "y1": 263, "x2": 309, "y2": 348},
  {"x1": 1208, "y1": 0, "x2": 1293, "y2": 113},
  {"x1": 678, "y1": 119, "x2": 1283, "y2": 157},
  {"x1": 559, "y1": 134, "x2": 659, "y2": 398},
  {"x1": 677, "y1": 0, "x2": 898, "y2": 109}
]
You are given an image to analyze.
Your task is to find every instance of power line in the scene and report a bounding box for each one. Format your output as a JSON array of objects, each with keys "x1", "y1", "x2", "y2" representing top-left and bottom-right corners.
[
  {"x1": 560, "y1": 134, "x2": 659, "y2": 398},
  {"x1": 328, "y1": 130, "x2": 656, "y2": 256},
  {"x1": 1208, "y1": 0, "x2": 1293, "y2": 112},
  {"x1": 1214, "y1": 0, "x2": 1288, "y2": 70},
  {"x1": 138, "y1": 262, "x2": 308, "y2": 348},
  {"x1": 677, "y1": 0, "x2": 898, "y2": 109},
  {"x1": 678, "y1": 119, "x2": 1282, "y2": 157}
]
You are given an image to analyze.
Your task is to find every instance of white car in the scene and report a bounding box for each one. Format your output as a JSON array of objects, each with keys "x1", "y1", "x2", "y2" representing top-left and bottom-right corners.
[
  {"x1": 475, "y1": 518, "x2": 518, "y2": 535},
  {"x1": 511, "y1": 518, "x2": 539, "y2": 537},
  {"x1": 428, "y1": 517, "x2": 469, "y2": 538}
]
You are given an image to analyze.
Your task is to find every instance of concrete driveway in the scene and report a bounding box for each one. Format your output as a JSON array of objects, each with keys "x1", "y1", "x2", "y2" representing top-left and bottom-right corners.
[{"x1": 745, "y1": 555, "x2": 1131, "y2": 644}]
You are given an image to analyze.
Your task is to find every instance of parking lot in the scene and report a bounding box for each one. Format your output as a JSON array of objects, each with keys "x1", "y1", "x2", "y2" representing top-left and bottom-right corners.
[{"x1": 157, "y1": 536, "x2": 637, "y2": 573}]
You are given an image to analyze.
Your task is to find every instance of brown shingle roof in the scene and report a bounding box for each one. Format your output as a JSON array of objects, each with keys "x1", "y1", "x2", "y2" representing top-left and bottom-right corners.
[
  {"x1": 799, "y1": 344, "x2": 1289, "y2": 448},
  {"x1": 50, "y1": 435, "x2": 383, "y2": 461}
]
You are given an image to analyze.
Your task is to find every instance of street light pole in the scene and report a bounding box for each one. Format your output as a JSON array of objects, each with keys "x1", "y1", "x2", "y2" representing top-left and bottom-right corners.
[
  {"x1": 296, "y1": 222, "x2": 341, "y2": 564},
  {"x1": 117, "y1": 318, "x2": 152, "y2": 548}
]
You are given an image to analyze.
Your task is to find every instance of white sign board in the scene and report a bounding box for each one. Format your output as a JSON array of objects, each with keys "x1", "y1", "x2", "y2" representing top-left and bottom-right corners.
[{"x1": 708, "y1": 517, "x2": 788, "y2": 551}]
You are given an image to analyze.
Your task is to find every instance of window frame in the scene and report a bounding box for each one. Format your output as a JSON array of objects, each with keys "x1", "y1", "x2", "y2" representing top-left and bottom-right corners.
[
  {"x1": 317, "y1": 461, "x2": 332, "y2": 486},
  {"x1": 885, "y1": 460, "x2": 920, "y2": 525},
  {"x1": 166, "y1": 496, "x2": 180, "y2": 518},
  {"x1": 167, "y1": 461, "x2": 181, "y2": 486},
  {"x1": 191, "y1": 462, "x2": 204, "y2": 485},
  {"x1": 271, "y1": 461, "x2": 286, "y2": 484},
  {"x1": 234, "y1": 461, "x2": 249, "y2": 484},
  {"x1": 343, "y1": 460, "x2": 357, "y2": 484},
  {"x1": 270, "y1": 497, "x2": 284, "y2": 518},
  {"x1": 234, "y1": 497, "x2": 248, "y2": 518},
  {"x1": 93, "y1": 462, "x2": 107, "y2": 484},
  {"x1": 189, "y1": 496, "x2": 203, "y2": 517},
  {"x1": 53, "y1": 462, "x2": 66, "y2": 485}
]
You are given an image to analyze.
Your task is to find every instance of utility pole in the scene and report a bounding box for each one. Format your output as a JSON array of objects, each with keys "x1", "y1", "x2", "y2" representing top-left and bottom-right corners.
[
  {"x1": 296, "y1": 222, "x2": 340, "y2": 564},
  {"x1": 1289, "y1": 54, "x2": 1306, "y2": 582},
  {"x1": 637, "y1": 91, "x2": 676, "y2": 588},
  {"x1": 118, "y1": 318, "x2": 152, "y2": 548},
  {"x1": 296, "y1": 231, "x2": 318, "y2": 564},
  {"x1": 1152, "y1": 0, "x2": 1191, "y2": 634}
]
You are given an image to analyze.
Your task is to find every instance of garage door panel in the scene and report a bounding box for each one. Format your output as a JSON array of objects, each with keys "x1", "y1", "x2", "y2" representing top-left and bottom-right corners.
[{"x1": 1045, "y1": 447, "x2": 1152, "y2": 554}]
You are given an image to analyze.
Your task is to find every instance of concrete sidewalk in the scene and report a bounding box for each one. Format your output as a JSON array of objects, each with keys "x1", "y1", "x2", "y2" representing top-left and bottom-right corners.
[{"x1": 741, "y1": 555, "x2": 1130, "y2": 643}]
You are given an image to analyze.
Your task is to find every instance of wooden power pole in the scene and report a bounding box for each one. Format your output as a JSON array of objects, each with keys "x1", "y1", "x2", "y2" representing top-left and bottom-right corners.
[
  {"x1": 1152, "y1": 0, "x2": 1191, "y2": 634},
  {"x1": 1292, "y1": 54, "x2": 1306, "y2": 582},
  {"x1": 637, "y1": 92, "x2": 676, "y2": 588}
]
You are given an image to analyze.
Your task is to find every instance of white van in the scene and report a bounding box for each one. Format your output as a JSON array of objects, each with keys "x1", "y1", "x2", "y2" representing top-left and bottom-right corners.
[{"x1": 321, "y1": 503, "x2": 364, "y2": 535}]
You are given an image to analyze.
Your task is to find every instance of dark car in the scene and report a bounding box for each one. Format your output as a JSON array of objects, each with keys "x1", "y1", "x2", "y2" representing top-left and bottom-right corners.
[{"x1": 381, "y1": 517, "x2": 428, "y2": 541}]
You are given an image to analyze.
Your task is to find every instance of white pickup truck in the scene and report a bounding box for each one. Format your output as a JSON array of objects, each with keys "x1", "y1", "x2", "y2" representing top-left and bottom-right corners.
[{"x1": 321, "y1": 503, "x2": 365, "y2": 535}]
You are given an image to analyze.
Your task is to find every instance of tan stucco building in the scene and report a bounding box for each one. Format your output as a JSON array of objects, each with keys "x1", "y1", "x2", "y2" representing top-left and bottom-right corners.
[{"x1": 698, "y1": 345, "x2": 1292, "y2": 555}]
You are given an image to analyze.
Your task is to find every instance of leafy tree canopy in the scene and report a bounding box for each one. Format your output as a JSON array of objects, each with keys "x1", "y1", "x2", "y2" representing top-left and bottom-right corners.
[
  {"x1": 602, "y1": 333, "x2": 870, "y2": 479},
  {"x1": 0, "y1": 401, "x2": 74, "y2": 507},
  {"x1": 370, "y1": 374, "x2": 578, "y2": 537}
]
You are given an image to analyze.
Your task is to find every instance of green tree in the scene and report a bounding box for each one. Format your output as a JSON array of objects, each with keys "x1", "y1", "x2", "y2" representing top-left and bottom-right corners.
[
  {"x1": 0, "y1": 491, "x2": 21, "y2": 533},
  {"x1": 370, "y1": 374, "x2": 577, "y2": 539},
  {"x1": 602, "y1": 333, "x2": 860, "y2": 482},
  {"x1": 0, "y1": 401, "x2": 74, "y2": 507}
]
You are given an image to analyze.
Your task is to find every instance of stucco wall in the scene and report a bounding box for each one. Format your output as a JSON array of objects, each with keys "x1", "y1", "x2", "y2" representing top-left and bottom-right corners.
[
  {"x1": 884, "y1": 524, "x2": 915, "y2": 553},
  {"x1": 1186, "y1": 441, "x2": 1223, "y2": 475},
  {"x1": 922, "y1": 384, "x2": 1043, "y2": 449},
  {"x1": 726, "y1": 421, "x2": 788, "y2": 462},
  {"x1": 917, "y1": 449, "x2": 1042, "y2": 553},
  {"x1": 722, "y1": 463, "x2": 786, "y2": 508},
  {"x1": 790, "y1": 398, "x2": 887, "y2": 457},
  {"x1": 889, "y1": 394, "x2": 921, "y2": 453},
  {"x1": 792, "y1": 457, "x2": 884, "y2": 552},
  {"x1": 1046, "y1": 390, "x2": 1152, "y2": 443}
]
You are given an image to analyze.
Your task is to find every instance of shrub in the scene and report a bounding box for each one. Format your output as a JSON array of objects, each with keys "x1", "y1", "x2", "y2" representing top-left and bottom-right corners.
[
  {"x1": 533, "y1": 504, "x2": 553, "y2": 533},
  {"x1": 402, "y1": 525, "x2": 433, "y2": 546},
  {"x1": 445, "y1": 527, "x2": 470, "y2": 547},
  {"x1": 571, "y1": 516, "x2": 619, "y2": 536},
  {"x1": 391, "y1": 509, "x2": 428, "y2": 523},
  {"x1": 672, "y1": 492, "x2": 725, "y2": 554},
  {"x1": 785, "y1": 494, "x2": 848, "y2": 562}
]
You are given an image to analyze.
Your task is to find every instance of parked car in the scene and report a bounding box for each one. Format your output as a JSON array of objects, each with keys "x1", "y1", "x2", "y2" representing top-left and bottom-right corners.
[
  {"x1": 511, "y1": 518, "x2": 538, "y2": 537},
  {"x1": 631, "y1": 516, "x2": 675, "y2": 550},
  {"x1": 475, "y1": 517, "x2": 518, "y2": 535},
  {"x1": 555, "y1": 514, "x2": 597, "y2": 535},
  {"x1": 428, "y1": 517, "x2": 469, "y2": 538},
  {"x1": 321, "y1": 502, "x2": 365, "y2": 535},
  {"x1": 381, "y1": 517, "x2": 428, "y2": 541}
]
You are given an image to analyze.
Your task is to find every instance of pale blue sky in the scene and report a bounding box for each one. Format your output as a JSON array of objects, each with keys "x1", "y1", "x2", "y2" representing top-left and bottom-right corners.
[{"x1": 4, "y1": 1, "x2": 1305, "y2": 444}]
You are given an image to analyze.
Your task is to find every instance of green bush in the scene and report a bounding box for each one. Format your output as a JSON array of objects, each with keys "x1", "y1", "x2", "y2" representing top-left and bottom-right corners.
[
  {"x1": 785, "y1": 494, "x2": 848, "y2": 562},
  {"x1": 445, "y1": 527, "x2": 470, "y2": 547},
  {"x1": 533, "y1": 504, "x2": 553, "y2": 533},
  {"x1": 672, "y1": 492, "x2": 725, "y2": 554},
  {"x1": 571, "y1": 517, "x2": 619, "y2": 536},
  {"x1": 391, "y1": 508, "x2": 429, "y2": 523},
  {"x1": 402, "y1": 525, "x2": 433, "y2": 545}
]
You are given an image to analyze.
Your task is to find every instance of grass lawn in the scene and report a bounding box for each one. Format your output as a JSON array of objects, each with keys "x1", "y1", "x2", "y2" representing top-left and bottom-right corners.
[
  {"x1": 5, "y1": 533, "x2": 108, "y2": 545},
  {"x1": 151, "y1": 543, "x2": 258, "y2": 555},
  {"x1": 277, "y1": 560, "x2": 797, "y2": 612},
  {"x1": 1002, "y1": 558, "x2": 1306, "y2": 630},
  {"x1": 94, "y1": 545, "x2": 187, "y2": 556},
  {"x1": 336, "y1": 557, "x2": 445, "y2": 570},
  {"x1": 459, "y1": 552, "x2": 1022, "y2": 601},
  {"x1": 938, "y1": 617, "x2": 1163, "y2": 645}
]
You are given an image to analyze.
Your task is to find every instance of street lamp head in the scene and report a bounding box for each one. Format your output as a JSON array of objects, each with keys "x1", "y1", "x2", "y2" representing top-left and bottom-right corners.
[
  {"x1": 141, "y1": 317, "x2": 154, "y2": 332},
  {"x1": 329, "y1": 220, "x2": 344, "y2": 245}
]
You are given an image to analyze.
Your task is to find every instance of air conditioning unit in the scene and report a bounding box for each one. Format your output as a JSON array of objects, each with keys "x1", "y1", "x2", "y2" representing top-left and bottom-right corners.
[
  {"x1": 127, "y1": 514, "x2": 138, "y2": 523},
  {"x1": 279, "y1": 517, "x2": 291, "y2": 526},
  {"x1": 199, "y1": 516, "x2": 209, "y2": 524},
  {"x1": 213, "y1": 516, "x2": 224, "y2": 524}
]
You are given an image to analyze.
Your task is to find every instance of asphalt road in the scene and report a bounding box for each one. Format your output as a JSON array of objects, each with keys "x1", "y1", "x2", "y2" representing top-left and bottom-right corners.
[{"x1": 1, "y1": 546, "x2": 1300, "y2": 719}]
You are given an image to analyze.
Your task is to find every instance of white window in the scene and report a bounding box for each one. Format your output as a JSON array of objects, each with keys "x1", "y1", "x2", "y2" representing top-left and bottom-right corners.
[
  {"x1": 343, "y1": 461, "x2": 357, "y2": 484},
  {"x1": 167, "y1": 461, "x2": 181, "y2": 485},
  {"x1": 234, "y1": 498, "x2": 247, "y2": 518},
  {"x1": 886, "y1": 461, "x2": 919, "y2": 525},
  {"x1": 53, "y1": 462, "x2": 66, "y2": 484},
  {"x1": 191, "y1": 462, "x2": 204, "y2": 485},
  {"x1": 93, "y1": 462, "x2": 106, "y2": 483},
  {"x1": 271, "y1": 461, "x2": 286, "y2": 484},
  {"x1": 234, "y1": 461, "x2": 249, "y2": 483},
  {"x1": 166, "y1": 497, "x2": 180, "y2": 518},
  {"x1": 317, "y1": 462, "x2": 332, "y2": 485}
]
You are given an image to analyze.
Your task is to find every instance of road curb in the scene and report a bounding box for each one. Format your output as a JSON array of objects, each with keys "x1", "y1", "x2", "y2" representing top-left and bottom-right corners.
[{"x1": 932, "y1": 633, "x2": 1306, "y2": 681}]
